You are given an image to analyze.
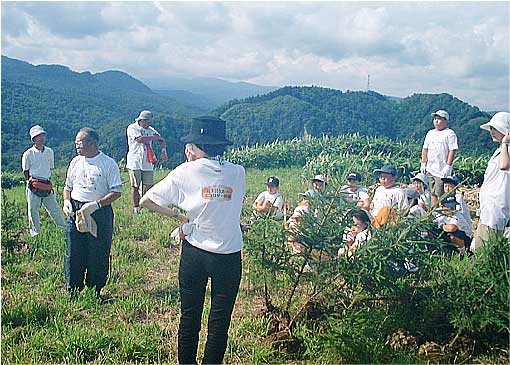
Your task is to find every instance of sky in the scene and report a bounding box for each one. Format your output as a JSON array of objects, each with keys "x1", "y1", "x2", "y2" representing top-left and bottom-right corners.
[{"x1": 1, "y1": 1, "x2": 509, "y2": 111}]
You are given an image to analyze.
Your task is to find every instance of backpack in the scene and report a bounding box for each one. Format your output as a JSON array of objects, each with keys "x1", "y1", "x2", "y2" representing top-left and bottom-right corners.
[{"x1": 28, "y1": 177, "x2": 53, "y2": 198}]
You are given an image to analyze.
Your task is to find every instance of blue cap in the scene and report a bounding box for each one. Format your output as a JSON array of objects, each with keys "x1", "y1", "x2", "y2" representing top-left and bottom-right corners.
[
  {"x1": 441, "y1": 193, "x2": 458, "y2": 208},
  {"x1": 441, "y1": 176, "x2": 460, "y2": 185}
]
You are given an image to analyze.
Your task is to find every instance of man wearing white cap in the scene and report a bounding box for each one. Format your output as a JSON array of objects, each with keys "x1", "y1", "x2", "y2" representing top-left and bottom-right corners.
[
  {"x1": 21, "y1": 125, "x2": 66, "y2": 236},
  {"x1": 126, "y1": 110, "x2": 168, "y2": 217},
  {"x1": 472, "y1": 112, "x2": 510, "y2": 250},
  {"x1": 420, "y1": 110, "x2": 458, "y2": 206}
]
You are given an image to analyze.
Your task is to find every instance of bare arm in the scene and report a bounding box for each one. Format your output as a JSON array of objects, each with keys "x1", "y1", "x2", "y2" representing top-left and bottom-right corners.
[
  {"x1": 134, "y1": 135, "x2": 163, "y2": 144},
  {"x1": 446, "y1": 149, "x2": 457, "y2": 166},
  {"x1": 140, "y1": 196, "x2": 189, "y2": 223},
  {"x1": 98, "y1": 191, "x2": 122, "y2": 207},
  {"x1": 421, "y1": 148, "x2": 428, "y2": 163},
  {"x1": 500, "y1": 132, "x2": 510, "y2": 170}
]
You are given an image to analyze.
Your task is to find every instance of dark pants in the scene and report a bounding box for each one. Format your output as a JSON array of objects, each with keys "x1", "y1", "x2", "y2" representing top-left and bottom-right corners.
[
  {"x1": 178, "y1": 240, "x2": 242, "y2": 365},
  {"x1": 65, "y1": 199, "x2": 114, "y2": 293}
]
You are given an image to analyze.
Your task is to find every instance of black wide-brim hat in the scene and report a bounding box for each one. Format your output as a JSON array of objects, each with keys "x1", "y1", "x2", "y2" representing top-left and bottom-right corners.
[{"x1": 180, "y1": 116, "x2": 232, "y2": 145}]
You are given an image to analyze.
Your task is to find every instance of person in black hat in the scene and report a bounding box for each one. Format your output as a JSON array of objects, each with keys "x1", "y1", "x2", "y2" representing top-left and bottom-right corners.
[
  {"x1": 252, "y1": 176, "x2": 284, "y2": 219},
  {"x1": 370, "y1": 165, "x2": 408, "y2": 227},
  {"x1": 340, "y1": 171, "x2": 371, "y2": 209},
  {"x1": 140, "y1": 116, "x2": 245, "y2": 364}
]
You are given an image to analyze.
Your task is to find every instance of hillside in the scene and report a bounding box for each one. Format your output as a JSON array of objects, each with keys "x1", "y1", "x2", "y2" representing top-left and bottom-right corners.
[
  {"x1": 215, "y1": 86, "x2": 493, "y2": 155},
  {"x1": 1, "y1": 56, "x2": 205, "y2": 171}
]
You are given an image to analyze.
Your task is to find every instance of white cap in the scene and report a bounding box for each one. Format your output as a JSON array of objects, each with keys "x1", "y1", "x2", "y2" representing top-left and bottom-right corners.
[
  {"x1": 431, "y1": 110, "x2": 449, "y2": 121},
  {"x1": 29, "y1": 125, "x2": 46, "y2": 140},
  {"x1": 480, "y1": 112, "x2": 510, "y2": 135},
  {"x1": 312, "y1": 174, "x2": 327, "y2": 183},
  {"x1": 135, "y1": 110, "x2": 153, "y2": 121}
]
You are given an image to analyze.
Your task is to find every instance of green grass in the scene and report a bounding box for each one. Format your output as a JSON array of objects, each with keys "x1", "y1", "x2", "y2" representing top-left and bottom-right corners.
[{"x1": 2, "y1": 167, "x2": 507, "y2": 364}]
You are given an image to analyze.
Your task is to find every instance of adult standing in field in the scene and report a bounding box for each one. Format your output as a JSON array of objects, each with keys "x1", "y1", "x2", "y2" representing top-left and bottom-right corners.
[
  {"x1": 21, "y1": 125, "x2": 66, "y2": 237},
  {"x1": 126, "y1": 110, "x2": 168, "y2": 217},
  {"x1": 140, "y1": 116, "x2": 245, "y2": 365},
  {"x1": 63, "y1": 128, "x2": 122, "y2": 299},
  {"x1": 472, "y1": 112, "x2": 510, "y2": 250},
  {"x1": 420, "y1": 110, "x2": 458, "y2": 206}
]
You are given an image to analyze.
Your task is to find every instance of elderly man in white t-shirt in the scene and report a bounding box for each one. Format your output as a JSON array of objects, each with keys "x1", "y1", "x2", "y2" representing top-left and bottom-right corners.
[
  {"x1": 140, "y1": 116, "x2": 245, "y2": 365},
  {"x1": 421, "y1": 110, "x2": 459, "y2": 206},
  {"x1": 126, "y1": 110, "x2": 168, "y2": 217},
  {"x1": 472, "y1": 112, "x2": 510, "y2": 250},
  {"x1": 63, "y1": 128, "x2": 122, "y2": 299},
  {"x1": 21, "y1": 125, "x2": 66, "y2": 236}
]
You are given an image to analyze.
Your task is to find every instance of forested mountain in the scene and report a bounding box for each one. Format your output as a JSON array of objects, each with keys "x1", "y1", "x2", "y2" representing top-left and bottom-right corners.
[
  {"x1": 143, "y1": 75, "x2": 277, "y2": 108},
  {"x1": 214, "y1": 86, "x2": 493, "y2": 155},
  {"x1": 1, "y1": 56, "x2": 205, "y2": 170},
  {"x1": 1, "y1": 56, "x2": 495, "y2": 173}
]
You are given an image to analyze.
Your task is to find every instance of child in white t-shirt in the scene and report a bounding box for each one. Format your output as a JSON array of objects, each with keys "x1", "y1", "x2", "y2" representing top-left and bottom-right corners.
[
  {"x1": 433, "y1": 194, "x2": 472, "y2": 254},
  {"x1": 370, "y1": 165, "x2": 408, "y2": 227},
  {"x1": 412, "y1": 172, "x2": 432, "y2": 211},
  {"x1": 441, "y1": 175, "x2": 473, "y2": 239},
  {"x1": 338, "y1": 210, "x2": 372, "y2": 257},
  {"x1": 340, "y1": 172, "x2": 371, "y2": 209},
  {"x1": 253, "y1": 176, "x2": 284, "y2": 219},
  {"x1": 405, "y1": 188, "x2": 426, "y2": 217}
]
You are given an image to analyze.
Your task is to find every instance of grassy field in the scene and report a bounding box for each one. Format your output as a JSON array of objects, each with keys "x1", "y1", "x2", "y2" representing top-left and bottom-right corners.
[{"x1": 2, "y1": 166, "x2": 508, "y2": 364}]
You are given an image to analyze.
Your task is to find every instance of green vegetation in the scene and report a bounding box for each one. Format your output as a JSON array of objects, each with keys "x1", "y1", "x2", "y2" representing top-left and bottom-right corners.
[{"x1": 2, "y1": 157, "x2": 508, "y2": 363}]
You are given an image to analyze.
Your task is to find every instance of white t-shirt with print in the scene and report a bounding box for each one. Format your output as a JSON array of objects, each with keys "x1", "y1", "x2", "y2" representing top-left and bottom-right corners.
[
  {"x1": 371, "y1": 185, "x2": 408, "y2": 217},
  {"x1": 423, "y1": 128, "x2": 458, "y2": 177},
  {"x1": 144, "y1": 158, "x2": 246, "y2": 254},
  {"x1": 435, "y1": 210, "x2": 472, "y2": 238},
  {"x1": 21, "y1": 146, "x2": 54, "y2": 180},
  {"x1": 340, "y1": 185, "x2": 370, "y2": 204},
  {"x1": 254, "y1": 191, "x2": 284, "y2": 216},
  {"x1": 65, "y1": 152, "x2": 122, "y2": 202},
  {"x1": 479, "y1": 147, "x2": 510, "y2": 229},
  {"x1": 126, "y1": 122, "x2": 161, "y2": 171}
]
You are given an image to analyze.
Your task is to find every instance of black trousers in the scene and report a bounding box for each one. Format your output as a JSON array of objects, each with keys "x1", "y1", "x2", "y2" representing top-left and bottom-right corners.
[
  {"x1": 178, "y1": 240, "x2": 242, "y2": 365},
  {"x1": 64, "y1": 200, "x2": 114, "y2": 293}
]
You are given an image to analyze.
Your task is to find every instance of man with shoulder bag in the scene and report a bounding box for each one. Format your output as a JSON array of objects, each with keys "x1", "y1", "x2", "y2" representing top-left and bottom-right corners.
[{"x1": 21, "y1": 125, "x2": 66, "y2": 237}]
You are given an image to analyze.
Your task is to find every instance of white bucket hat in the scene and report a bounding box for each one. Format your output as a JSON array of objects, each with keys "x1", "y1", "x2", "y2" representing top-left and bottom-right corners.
[
  {"x1": 431, "y1": 110, "x2": 449, "y2": 121},
  {"x1": 135, "y1": 110, "x2": 153, "y2": 121},
  {"x1": 312, "y1": 174, "x2": 327, "y2": 183},
  {"x1": 480, "y1": 112, "x2": 510, "y2": 135},
  {"x1": 29, "y1": 125, "x2": 46, "y2": 140}
]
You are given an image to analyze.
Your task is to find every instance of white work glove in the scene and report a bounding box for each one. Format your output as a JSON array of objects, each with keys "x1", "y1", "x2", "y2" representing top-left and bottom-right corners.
[
  {"x1": 442, "y1": 164, "x2": 452, "y2": 177},
  {"x1": 181, "y1": 222, "x2": 195, "y2": 236},
  {"x1": 420, "y1": 162, "x2": 427, "y2": 174},
  {"x1": 63, "y1": 199, "x2": 74, "y2": 217},
  {"x1": 79, "y1": 201, "x2": 101, "y2": 216}
]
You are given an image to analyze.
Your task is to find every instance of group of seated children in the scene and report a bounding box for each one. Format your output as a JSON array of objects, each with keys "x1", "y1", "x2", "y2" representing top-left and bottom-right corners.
[{"x1": 254, "y1": 164, "x2": 473, "y2": 259}]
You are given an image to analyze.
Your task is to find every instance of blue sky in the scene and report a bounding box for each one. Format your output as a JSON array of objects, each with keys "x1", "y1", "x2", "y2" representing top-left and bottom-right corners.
[{"x1": 2, "y1": 1, "x2": 509, "y2": 111}]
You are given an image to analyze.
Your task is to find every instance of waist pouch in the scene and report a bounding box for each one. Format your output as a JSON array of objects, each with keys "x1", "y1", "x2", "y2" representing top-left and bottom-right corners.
[{"x1": 28, "y1": 177, "x2": 53, "y2": 198}]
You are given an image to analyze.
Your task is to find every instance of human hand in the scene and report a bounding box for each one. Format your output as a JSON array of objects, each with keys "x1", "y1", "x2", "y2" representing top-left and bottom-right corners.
[
  {"x1": 79, "y1": 201, "x2": 101, "y2": 216},
  {"x1": 63, "y1": 199, "x2": 74, "y2": 217},
  {"x1": 160, "y1": 148, "x2": 168, "y2": 161},
  {"x1": 502, "y1": 131, "x2": 510, "y2": 144},
  {"x1": 442, "y1": 164, "x2": 452, "y2": 177},
  {"x1": 420, "y1": 162, "x2": 427, "y2": 174}
]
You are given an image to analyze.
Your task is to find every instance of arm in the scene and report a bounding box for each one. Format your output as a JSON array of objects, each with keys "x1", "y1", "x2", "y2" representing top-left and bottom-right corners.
[
  {"x1": 98, "y1": 191, "x2": 122, "y2": 207},
  {"x1": 500, "y1": 132, "x2": 510, "y2": 170},
  {"x1": 134, "y1": 135, "x2": 163, "y2": 144},
  {"x1": 140, "y1": 195, "x2": 188, "y2": 223},
  {"x1": 446, "y1": 149, "x2": 457, "y2": 167},
  {"x1": 23, "y1": 170, "x2": 30, "y2": 180},
  {"x1": 421, "y1": 148, "x2": 428, "y2": 164}
]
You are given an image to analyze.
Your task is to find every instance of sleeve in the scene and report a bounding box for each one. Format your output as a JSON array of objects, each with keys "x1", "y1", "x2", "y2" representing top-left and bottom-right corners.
[
  {"x1": 273, "y1": 195, "x2": 284, "y2": 210},
  {"x1": 144, "y1": 171, "x2": 181, "y2": 207},
  {"x1": 107, "y1": 160, "x2": 123, "y2": 193},
  {"x1": 397, "y1": 189, "x2": 409, "y2": 209},
  {"x1": 150, "y1": 127, "x2": 160, "y2": 136},
  {"x1": 21, "y1": 150, "x2": 30, "y2": 172},
  {"x1": 422, "y1": 131, "x2": 431, "y2": 149},
  {"x1": 49, "y1": 149, "x2": 54, "y2": 169},
  {"x1": 254, "y1": 192, "x2": 265, "y2": 203},
  {"x1": 447, "y1": 131, "x2": 459, "y2": 150},
  {"x1": 127, "y1": 124, "x2": 142, "y2": 142},
  {"x1": 358, "y1": 189, "x2": 370, "y2": 200},
  {"x1": 65, "y1": 159, "x2": 75, "y2": 191}
]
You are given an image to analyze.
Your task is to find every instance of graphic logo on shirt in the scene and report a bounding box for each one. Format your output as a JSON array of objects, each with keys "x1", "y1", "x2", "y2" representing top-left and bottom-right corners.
[{"x1": 202, "y1": 185, "x2": 233, "y2": 201}]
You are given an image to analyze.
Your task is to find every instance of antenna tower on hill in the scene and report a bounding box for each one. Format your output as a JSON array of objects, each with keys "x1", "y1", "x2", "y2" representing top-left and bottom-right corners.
[{"x1": 367, "y1": 74, "x2": 370, "y2": 91}]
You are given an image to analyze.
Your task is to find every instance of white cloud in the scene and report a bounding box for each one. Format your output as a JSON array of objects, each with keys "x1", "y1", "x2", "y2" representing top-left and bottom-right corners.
[{"x1": 1, "y1": 1, "x2": 508, "y2": 110}]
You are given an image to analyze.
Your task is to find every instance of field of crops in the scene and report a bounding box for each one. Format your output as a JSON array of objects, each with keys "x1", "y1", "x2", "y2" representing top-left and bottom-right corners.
[{"x1": 2, "y1": 136, "x2": 508, "y2": 364}]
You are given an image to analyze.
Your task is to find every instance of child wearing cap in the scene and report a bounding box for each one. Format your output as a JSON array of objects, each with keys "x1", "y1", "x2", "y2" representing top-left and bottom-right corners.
[
  {"x1": 370, "y1": 165, "x2": 408, "y2": 227},
  {"x1": 311, "y1": 174, "x2": 327, "y2": 194},
  {"x1": 285, "y1": 190, "x2": 313, "y2": 253},
  {"x1": 420, "y1": 109, "x2": 459, "y2": 206},
  {"x1": 472, "y1": 112, "x2": 510, "y2": 249},
  {"x1": 340, "y1": 172, "x2": 371, "y2": 209},
  {"x1": 432, "y1": 194, "x2": 472, "y2": 254},
  {"x1": 412, "y1": 172, "x2": 432, "y2": 211},
  {"x1": 405, "y1": 188, "x2": 426, "y2": 217},
  {"x1": 338, "y1": 210, "x2": 372, "y2": 258},
  {"x1": 442, "y1": 175, "x2": 473, "y2": 240},
  {"x1": 253, "y1": 176, "x2": 284, "y2": 219}
]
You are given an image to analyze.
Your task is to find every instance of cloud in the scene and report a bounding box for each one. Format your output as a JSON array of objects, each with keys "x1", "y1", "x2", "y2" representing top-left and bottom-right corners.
[{"x1": 1, "y1": 1, "x2": 508, "y2": 110}]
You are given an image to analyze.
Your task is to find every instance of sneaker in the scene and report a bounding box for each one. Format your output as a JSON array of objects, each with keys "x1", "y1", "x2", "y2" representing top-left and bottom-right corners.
[{"x1": 132, "y1": 207, "x2": 141, "y2": 218}]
